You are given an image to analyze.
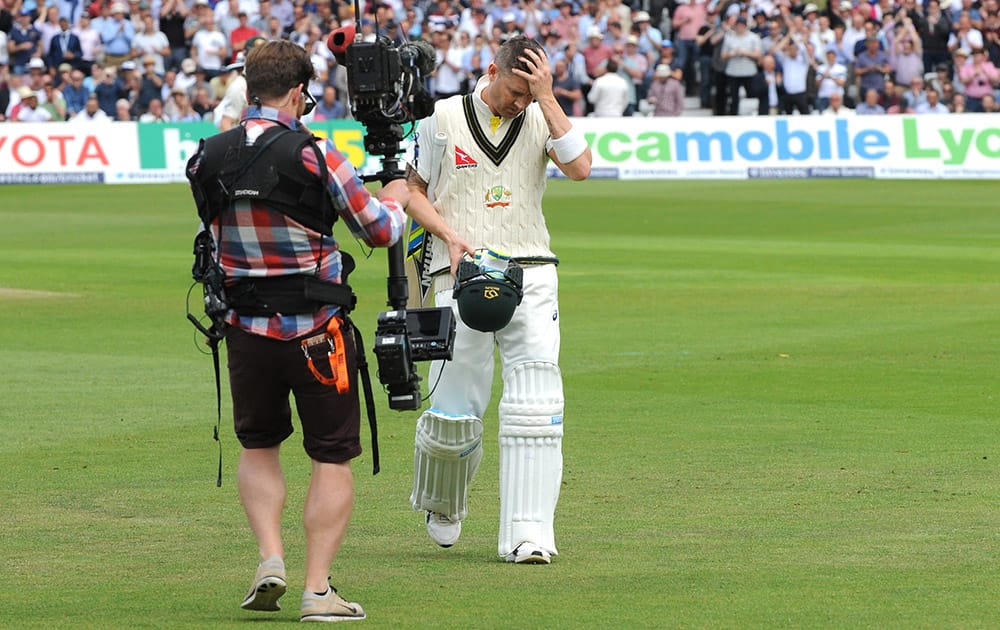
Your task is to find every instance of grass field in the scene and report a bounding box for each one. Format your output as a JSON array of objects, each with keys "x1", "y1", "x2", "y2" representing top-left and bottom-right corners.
[{"x1": 1, "y1": 179, "x2": 998, "y2": 628}]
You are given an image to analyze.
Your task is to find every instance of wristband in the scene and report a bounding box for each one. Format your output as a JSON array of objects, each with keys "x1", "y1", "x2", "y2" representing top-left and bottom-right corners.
[{"x1": 550, "y1": 128, "x2": 588, "y2": 164}]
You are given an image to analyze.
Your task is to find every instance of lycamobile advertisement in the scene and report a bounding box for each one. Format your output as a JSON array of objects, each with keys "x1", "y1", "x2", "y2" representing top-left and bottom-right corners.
[
  {"x1": 562, "y1": 115, "x2": 1000, "y2": 179},
  {"x1": 0, "y1": 115, "x2": 997, "y2": 183}
]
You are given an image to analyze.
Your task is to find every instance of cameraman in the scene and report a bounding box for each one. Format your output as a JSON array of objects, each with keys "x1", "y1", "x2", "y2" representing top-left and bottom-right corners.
[
  {"x1": 186, "y1": 39, "x2": 408, "y2": 621},
  {"x1": 404, "y1": 36, "x2": 591, "y2": 564}
]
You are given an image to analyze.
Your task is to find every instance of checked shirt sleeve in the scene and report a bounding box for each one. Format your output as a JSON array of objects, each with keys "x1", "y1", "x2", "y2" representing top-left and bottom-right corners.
[{"x1": 305, "y1": 139, "x2": 406, "y2": 248}]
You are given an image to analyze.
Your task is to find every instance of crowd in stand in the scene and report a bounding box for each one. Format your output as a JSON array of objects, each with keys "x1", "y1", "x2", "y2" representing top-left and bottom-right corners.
[{"x1": 1, "y1": 0, "x2": 998, "y2": 121}]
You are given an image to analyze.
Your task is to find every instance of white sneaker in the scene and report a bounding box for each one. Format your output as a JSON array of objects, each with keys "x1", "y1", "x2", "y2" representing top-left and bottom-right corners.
[
  {"x1": 300, "y1": 585, "x2": 366, "y2": 622},
  {"x1": 240, "y1": 555, "x2": 287, "y2": 611},
  {"x1": 425, "y1": 511, "x2": 461, "y2": 548},
  {"x1": 504, "y1": 542, "x2": 551, "y2": 565}
]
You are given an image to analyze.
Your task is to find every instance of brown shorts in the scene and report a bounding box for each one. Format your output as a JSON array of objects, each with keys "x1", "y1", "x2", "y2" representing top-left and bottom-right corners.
[{"x1": 224, "y1": 322, "x2": 361, "y2": 463}]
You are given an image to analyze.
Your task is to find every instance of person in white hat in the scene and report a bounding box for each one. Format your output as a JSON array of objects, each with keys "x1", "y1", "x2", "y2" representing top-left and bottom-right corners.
[
  {"x1": 581, "y1": 24, "x2": 612, "y2": 114},
  {"x1": 15, "y1": 85, "x2": 53, "y2": 121},
  {"x1": 100, "y1": 2, "x2": 136, "y2": 68},
  {"x1": 647, "y1": 62, "x2": 684, "y2": 115},
  {"x1": 633, "y1": 9, "x2": 664, "y2": 58}
]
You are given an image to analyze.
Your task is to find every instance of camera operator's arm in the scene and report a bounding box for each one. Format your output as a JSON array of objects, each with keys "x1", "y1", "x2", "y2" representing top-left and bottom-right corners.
[
  {"x1": 311, "y1": 137, "x2": 407, "y2": 247},
  {"x1": 405, "y1": 168, "x2": 474, "y2": 277},
  {"x1": 514, "y1": 48, "x2": 592, "y2": 181}
]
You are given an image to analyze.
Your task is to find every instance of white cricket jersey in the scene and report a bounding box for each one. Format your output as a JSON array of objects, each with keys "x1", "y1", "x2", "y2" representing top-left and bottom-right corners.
[{"x1": 416, "y1": 79, "x2": 555, "y2": 276}]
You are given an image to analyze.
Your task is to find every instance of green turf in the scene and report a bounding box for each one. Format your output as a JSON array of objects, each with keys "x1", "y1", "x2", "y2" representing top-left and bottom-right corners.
[{"x1": 1, "y1": 179, "x2": 998, "y2": 628}]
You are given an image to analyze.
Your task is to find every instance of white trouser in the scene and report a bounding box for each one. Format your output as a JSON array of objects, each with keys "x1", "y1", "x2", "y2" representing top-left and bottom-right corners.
[
  {"x1": 428, "y1": 264, "x2": 560, "y2": 415},
  {"x1": 412, "y1": 265, "x2": 564, "y2": 556}
]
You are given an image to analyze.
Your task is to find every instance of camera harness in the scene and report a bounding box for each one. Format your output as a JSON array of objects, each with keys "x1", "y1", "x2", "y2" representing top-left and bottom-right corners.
[{"x1": 188, "y1": 122, "x2": 382, "y2": 482}]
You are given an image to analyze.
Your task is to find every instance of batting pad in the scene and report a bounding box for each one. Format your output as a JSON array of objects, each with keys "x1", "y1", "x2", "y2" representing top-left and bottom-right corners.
[
  {"x1": 410, "y1": 409, "x2": 483, "y2": 521},
  {"x1": 497, "y1": 361, "x2": 564, "y2": 557}
]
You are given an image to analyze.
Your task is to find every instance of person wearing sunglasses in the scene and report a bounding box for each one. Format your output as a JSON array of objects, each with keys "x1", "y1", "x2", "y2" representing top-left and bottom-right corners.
[{"x1": 186, "y1": 38, "x2": 410, "y2": 622}]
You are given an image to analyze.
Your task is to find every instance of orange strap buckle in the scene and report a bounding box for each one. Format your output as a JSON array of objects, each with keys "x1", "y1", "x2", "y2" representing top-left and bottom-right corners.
[{"x1": 301, "y1": 317, "x2": 350, "y2": 394}]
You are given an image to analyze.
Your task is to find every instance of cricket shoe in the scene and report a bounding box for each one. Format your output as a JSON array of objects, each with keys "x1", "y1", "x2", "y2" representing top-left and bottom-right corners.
[
  {"x1": 241, "y1": 555, "x2": 287, "y2": 611},
  {"x1": 504, "y1": 542, "x2": 551, "y2": 565},
  {"x1": 425, "y1": 511, "x2": 461, "y2": 548},
  {"x1": 300, "y1": 585, "x2": 366, "y2": 622}
]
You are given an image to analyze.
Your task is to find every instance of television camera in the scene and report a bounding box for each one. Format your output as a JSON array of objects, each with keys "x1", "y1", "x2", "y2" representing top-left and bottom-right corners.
[{"x1": 327, "y1": 15, "x2": 454, "y2": 411}]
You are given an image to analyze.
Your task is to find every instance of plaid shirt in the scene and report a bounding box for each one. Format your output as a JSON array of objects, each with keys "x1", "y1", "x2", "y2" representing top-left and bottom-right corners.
[{"x1": 190, "y1": 106, "x2": 405, "y2": 340}]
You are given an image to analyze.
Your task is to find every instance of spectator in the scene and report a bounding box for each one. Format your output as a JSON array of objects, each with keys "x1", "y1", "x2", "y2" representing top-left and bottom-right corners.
[
  {"x1": 215, "y1": 0, "x2": 242, "y2": 36},
  {"x1": 672, "y1": 0, "x2": 707, "y2": 96},
  {"x1": 958, "y1": 47, "x2": 998, "y2": 110},
  {"x1": 62, "y1": 68, "x2": 89, "y2": 115},
  {"x1": 170, "y1": 85, "x2": 202, "y2": 120},
  {"x1": 56, "y1": 0, "x2": 87, "y2": 26},
  {"x1": 774, "y1": 32, "x2": 811, "y2": 114},
  {"x1": 918, "y1": 0, "x2": 951, "y2": 73},
  {"x1": 192, "y1": 84, "x2": 214, "y2": 118},
  {"x1": 519, "y1": 0, "x2": 545, "y2": 39},
  {"x1": 432, "y1": 30, "x2": 465, "y2": 99},
  {"x1": 620, "y1": 35, "x2": 649, "y2": 107},
  {"x1": 695, "y1": 24, "x2": 716, "y2": 110},
  {"x1": 892, "y1": 18, "x2": 924, "y2": 86},
  {"x1": 15, "y1": 85, "x2": 53, "y2": 120},
  {"x1": 73, "y1": 13, "x2": 101, "y2": 68},
  {"x1": 35, "y1": 5, "x2": 62, "y2": 58},
  {"x1": 634, "y1": 10, "x2": 664, "y2": 60},
  {"x1": 879, "y1": 77, "x2": 907, "y2": 111},
  {"x1": 915, "y1": 87, "x2": 951, "y2": 112},
  {"x1": 10, "y1": 9, "x2": 42, "y2": 75},
  {"x1": 25, "y1": 57, "x2": 48, "y2": 93},
  {"x1": 823, "y1": 89, "x2": 854, "y2": 114},
  {"x1": 588, "y1": 57, "x2": 630, "y2": 115},
  {"x1": 552, "y1": 56, "x2": 583, "y2": 116},
  {"x1": 101, "y1": 3, "x2": 135, "y2": 68},
  {"x1": 855, "y1": 36, "x2": 891, "y2": 98},
  {"x1": 40, "y1": 75, "x2": 67, "y2": 119},
  {"x1": 132, "y1": 14, "x2": 170, "y2": 76},
  {"x1": 549, "y1": 0, "x2": 577, "y2": 42},
  {"x1": 159, "y1": 0, "x2": 190, "y2": 72},
  {"x1": 72, "y1": 92, "x2": 111, "y2": 120},
  {"x1": 948, "y1": 11, "x2": 983, "y2": 54},
  {"x1": 250, "y1": 0, "x2": 276, "y2": 35},
  {"x1": 48, "y1": 16, "x2": 83, "y2": 71},
  {"x1": 582, "y1": 24, "x2": 613, "y2": 90},
  {"x1": 939, "y1": 79, "x2": 957, "y2": 105},
  {"x1": 843, "y1": 9, "x2": 868, "y2": 61},
  {"x1": 139, "y1": 96, "x2": 168, "y2": 120},
  {"x1": 901, "y1": 75, "x2": 927, "y2": 111},
  {"x1": 815, "y1": 47, "x2": 848, "y2": 111},
  {"x1": 950, "y1": 91, "x2": 967, "y2": 111},
  {"x1": 174, "y1": 57, "x2": 199, "y2": 93},
  {"x1": 94, "y1": 64, "x2": 126, "y2": 116},
  {"x1": 313, "y1": 84, "x2": 345, "y2": 120},
  {"x1": 271, "y1": 0, "x2": 295, "y2": 33},
  {"x1": 114, "y1": 96, "x2": 133, "y2": 119},
  {"x1": 981, "y1": 92, "x2": 998, "y2": 112},
  {"x1": 462, "y1": 33, "x2": 491, "y2": 88},
  {"x1": 229, "y1": 11, "x2": 260, "y2": 59},
  {"x1": 134, "y1": 54, "x2": 163, "y2": 114},
  {"x1": 0, "y1": 24, "x2": 8, "y2": 70},
  {"x1": 760, "y1": 18, "x2": 785, "y2": 54},
  {"x1": 646, "y1": 62, "x2": 684, "y2": 115},
  {"x1": 191, "y1": 12, "x2": 228, "y2": 77},
  {"x1": 720, "y1": 16, "x2": 763, "y2": 116},
  {"x1": 756, "y1": 52, "x2": 783, "y2": 115},
  {"x1": 855, "y1": 87, "x2": 886, "y2": 113}
]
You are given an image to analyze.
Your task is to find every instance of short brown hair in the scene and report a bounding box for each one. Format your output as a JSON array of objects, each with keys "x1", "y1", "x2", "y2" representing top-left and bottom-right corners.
[
  {"x1": 493, "y1": 35, "x2": 545, "y2": 76},
  {"x1": 245, "y1": 39, "x2": 314, "y2": 102}
]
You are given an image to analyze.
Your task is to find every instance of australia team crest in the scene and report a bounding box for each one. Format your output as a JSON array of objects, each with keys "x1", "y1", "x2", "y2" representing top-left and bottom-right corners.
[{"x1": 484, "y1": 185, "x2": 512, "y2": 209}]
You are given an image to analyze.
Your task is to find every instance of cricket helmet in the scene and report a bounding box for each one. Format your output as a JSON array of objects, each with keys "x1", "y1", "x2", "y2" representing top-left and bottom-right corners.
[{"x1": 453, "y1": 260, "x2": 523, "y2": 332}]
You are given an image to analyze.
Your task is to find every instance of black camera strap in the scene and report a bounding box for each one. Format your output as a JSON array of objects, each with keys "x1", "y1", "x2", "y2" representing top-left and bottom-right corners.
[{"x1": 350, "y1": 320, "x2": 380, "y2": 475}]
